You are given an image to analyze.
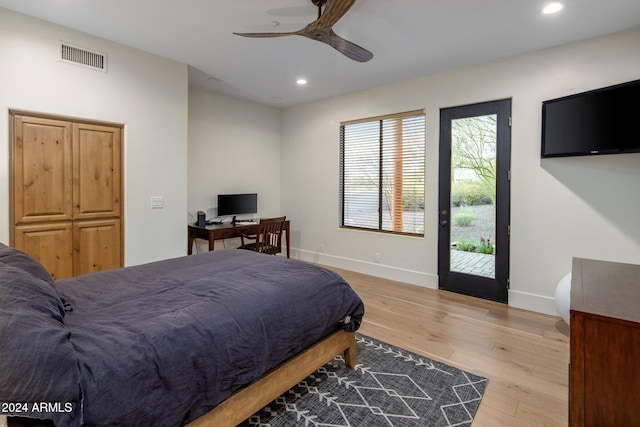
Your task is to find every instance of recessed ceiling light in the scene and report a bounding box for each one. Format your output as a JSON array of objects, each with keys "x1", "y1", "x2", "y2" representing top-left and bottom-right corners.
[
  {"x1": 296, "y1": 78, "x2": 308, "y2": 85},
  {"x1": 543, "y1": 2, "x2": 563, "y2": 14}
]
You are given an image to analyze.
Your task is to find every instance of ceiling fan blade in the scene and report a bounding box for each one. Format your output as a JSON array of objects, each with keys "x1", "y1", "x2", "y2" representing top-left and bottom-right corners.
[
  {"x1": 306, "y1": 0, "x2": 357, "y2": 31},
  {"x1": 233, "y1": 31, "x2": 296, "y2": 38},
  {"x1": 324, "y1": 29, "x2": 373, "y2": 62},
  {"x1": 233, "y1": 0, "x2": 372, "y2": 63}
]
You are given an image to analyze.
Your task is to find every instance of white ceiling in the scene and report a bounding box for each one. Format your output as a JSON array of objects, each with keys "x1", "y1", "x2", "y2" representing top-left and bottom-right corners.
[{"x1": 1, "y1": 0, "x2": 640, "y2": 108}]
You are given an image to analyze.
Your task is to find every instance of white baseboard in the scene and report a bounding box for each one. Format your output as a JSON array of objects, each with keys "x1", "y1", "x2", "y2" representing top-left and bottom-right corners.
[
  {"x1": 294, "y1": 248, "x2": 559, "y2": 317},
  {"x1": 508, "y1": 289, "x2": 559, "y2": 316},
  {"x1": 295, "y1": 248, "x2": 438, "y2": 289}
]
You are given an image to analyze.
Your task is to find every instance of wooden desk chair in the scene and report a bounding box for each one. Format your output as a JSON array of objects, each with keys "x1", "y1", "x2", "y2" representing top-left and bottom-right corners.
[{"x1": 239, "y1": 216, "x2": 286, "y2": 255}]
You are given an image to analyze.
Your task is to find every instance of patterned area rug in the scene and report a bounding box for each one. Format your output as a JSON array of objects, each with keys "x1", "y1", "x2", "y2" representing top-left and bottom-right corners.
[{"x1": 241, "y1": 334, "x2": 488, "y2": 427}]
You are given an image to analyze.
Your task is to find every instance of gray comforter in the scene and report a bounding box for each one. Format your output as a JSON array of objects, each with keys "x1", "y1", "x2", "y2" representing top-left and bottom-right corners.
[{"x1": 0, "y1": 247, "x2": 364, "y2": 426}]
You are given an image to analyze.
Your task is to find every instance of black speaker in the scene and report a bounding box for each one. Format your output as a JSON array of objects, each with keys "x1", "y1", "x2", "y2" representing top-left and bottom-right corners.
[{"x1": 196, "y1": 211, "x2": 206, "y2": 227}]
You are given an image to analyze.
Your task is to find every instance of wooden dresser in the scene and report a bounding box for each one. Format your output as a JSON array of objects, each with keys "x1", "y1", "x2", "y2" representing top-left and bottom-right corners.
[{"x1": 569, "y1": 258, "x2": 640, "y2": 426}]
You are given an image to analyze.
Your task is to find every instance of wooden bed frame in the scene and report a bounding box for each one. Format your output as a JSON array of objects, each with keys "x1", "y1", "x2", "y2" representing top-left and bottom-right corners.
[
  {"x1": 186, "y1": 329, "x2": 356, "y2": 427},
  {"x1": 5, "y1": 321, "x2": 356, "y2": 427}
]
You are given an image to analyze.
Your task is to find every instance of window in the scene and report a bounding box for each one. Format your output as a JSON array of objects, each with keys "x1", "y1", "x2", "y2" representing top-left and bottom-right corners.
[{"x1": 340, "y1": 110, "x2": 425, "y2": 235}]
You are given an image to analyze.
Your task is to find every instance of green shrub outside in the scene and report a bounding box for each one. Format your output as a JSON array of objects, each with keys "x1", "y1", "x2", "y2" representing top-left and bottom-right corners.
[
  {"x1": 451, "y1": 181, "x2": 493, "y2": 206},
  {"x1": 475, "y1": 237, "x2": 495, "y2": 254},
  {"x1": 453, "y1": 211, "x2": 474, "y2": 227},
  {"x1": 455, "y1": 237, "x2": 475, "y2": 251},
  {"x1": 402, "y1": 194, "x2": 425, "y2": 209},
  {"x1": 454, "y1": 237, "x2": 494, "y2": 255}
]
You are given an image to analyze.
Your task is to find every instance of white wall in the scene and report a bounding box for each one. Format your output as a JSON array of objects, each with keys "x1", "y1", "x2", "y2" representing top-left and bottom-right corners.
[
  {"x1": 0, "y1": 8, "x2": 189, "y2": 266},
  {"x1": 187, "y1": 88, "x2": 281, "y2": 251},
  {"x1": 280, "y1": 28, "x2": 640, "y2": 315},
  {"x1": 4, "y1": 5, "x2": 638, "y2": 315}
]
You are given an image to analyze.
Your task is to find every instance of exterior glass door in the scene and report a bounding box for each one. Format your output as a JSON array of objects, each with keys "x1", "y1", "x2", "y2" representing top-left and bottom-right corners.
[{"x1": 438, "y1": 99, "x2": 511, "y2": 303}]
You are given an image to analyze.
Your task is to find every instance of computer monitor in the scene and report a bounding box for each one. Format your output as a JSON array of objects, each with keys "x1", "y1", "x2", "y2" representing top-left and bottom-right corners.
[{"x1": 217, "y1": 193, "x2": 257, "y2": 217}]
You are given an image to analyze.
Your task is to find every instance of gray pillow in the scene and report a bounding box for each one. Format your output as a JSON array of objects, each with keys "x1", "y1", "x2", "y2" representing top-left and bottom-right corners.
[
  {"x1": 0, "y1": 265, "x2": 82, "y2": 426},
  {"x1": 0, "y1": 242, "x2": 55, "y2": 284}
]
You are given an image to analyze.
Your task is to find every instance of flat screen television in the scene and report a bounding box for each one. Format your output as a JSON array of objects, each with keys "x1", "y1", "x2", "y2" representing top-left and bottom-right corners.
[
  {"x1": 217, "y1": 193, "x2": 257, "y2": 217},
  {"x1": 541, "y1": 79, "x2": 640, "y2": 158}
]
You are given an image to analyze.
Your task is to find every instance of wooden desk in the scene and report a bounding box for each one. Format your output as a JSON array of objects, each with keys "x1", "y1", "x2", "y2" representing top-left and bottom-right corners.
[
  {"x1": 569, "y1": 257, "x2": 640, "y2": 426},
  {"x1": 188, "y1": 220, "x2": 290, "y2": 258}
]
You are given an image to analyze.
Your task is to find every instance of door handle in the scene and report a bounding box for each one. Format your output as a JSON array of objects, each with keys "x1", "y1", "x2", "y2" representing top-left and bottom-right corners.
[{"x1": 440, "y1": 220, "x2": 448, "y2": 227}]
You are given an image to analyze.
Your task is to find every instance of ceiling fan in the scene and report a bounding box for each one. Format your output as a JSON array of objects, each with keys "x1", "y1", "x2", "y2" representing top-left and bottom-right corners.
[{"x1": 234, "y1": 0, "x2": 373, "y2": 63}]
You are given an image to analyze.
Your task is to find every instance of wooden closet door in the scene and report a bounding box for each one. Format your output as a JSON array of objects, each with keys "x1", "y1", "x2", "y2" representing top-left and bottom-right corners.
[
  {"x1": 12, "y1": 115, "x2": 72, "y2": 223},
  {"x1": 72, "y1": 123, "x2": 122, "y2": 220},
  {"x1": 73, "y1": 219, "x2": 121, "y2": 276},
  {"x1": 10, "y1": 113, "x2": 123, "y2": 279},
  {"x1": 14, "y1": 223, "x2": 73, "y2": 280},
  {"x1": 72, "y1": 122, "x2": 123, "y2": 275}
]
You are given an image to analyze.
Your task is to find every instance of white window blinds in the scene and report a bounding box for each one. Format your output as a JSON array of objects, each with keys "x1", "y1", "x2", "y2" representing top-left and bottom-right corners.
[{"x1": 340, "y1": 110, "x2": 425, "y2": 235}]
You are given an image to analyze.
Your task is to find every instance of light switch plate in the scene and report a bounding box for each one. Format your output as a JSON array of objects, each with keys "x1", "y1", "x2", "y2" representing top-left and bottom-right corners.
[{"x1": 151, "y1": 196, "x2": 164, "y2": 209}]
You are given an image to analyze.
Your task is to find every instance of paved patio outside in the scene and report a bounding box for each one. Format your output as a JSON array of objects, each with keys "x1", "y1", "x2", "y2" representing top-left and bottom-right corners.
[{"x1": 450, "y1": 250, "x2": 495, "y2": 278}]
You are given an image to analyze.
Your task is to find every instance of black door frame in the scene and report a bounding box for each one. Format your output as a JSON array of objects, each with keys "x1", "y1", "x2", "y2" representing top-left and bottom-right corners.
[{"x1": 438, "y1": 99, "x2": 511, "y2": 303}]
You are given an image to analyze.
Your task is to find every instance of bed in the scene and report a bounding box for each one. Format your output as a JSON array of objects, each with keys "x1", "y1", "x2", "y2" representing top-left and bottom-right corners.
[{"x1": 0, "y1": 243, "x2": 365, "y2": 426}]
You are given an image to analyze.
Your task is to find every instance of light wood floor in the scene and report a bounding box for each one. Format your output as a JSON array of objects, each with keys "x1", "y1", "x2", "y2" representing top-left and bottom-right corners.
[{"x1": 326, "y1": 266, "x2": 570, "y2": 427}]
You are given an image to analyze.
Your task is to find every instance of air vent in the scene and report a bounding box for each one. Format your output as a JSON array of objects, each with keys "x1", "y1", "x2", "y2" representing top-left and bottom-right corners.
[{"x1": 58, "y1": 42, "x2": 107, "y2": 72}]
